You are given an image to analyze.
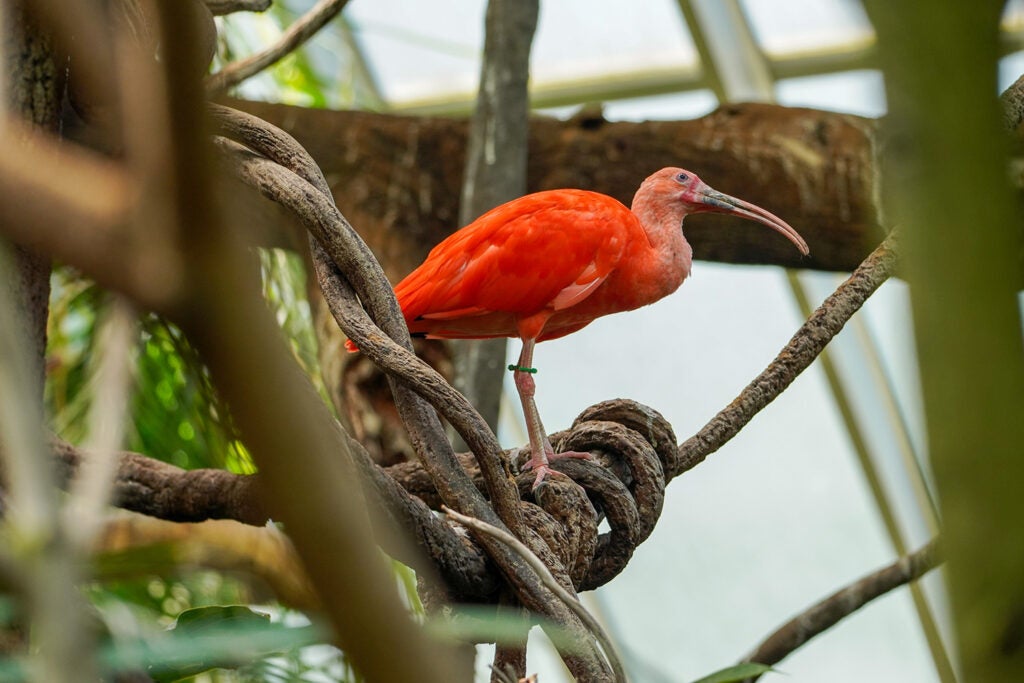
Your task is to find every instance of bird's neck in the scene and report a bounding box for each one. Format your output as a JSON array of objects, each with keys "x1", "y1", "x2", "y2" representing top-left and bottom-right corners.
[{"x1": 629, "y1": 192, "x2": 693, "y2": 297}]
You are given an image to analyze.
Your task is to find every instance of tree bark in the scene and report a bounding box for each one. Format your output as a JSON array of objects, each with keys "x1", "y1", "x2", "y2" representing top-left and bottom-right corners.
[
  {"x1": 2, "y1": 2, "x2": 59, "y2": 401},
  {"x1": 230, "y1": 98, "x2": 886, "y2": 275}
]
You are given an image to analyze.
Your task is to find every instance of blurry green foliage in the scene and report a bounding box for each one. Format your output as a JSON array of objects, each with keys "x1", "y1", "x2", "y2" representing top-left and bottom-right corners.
[
  {"x1": 41, "y1": 252, "x2": 350, "y2": 680},
  {"x1": 259, "y1": 248, "x2": 335, "y2": 417},
  {"x1": 33, "y1": 6, "x2": 408, "y2": 679},
  {"x1": 46, "y1": 267, "x2": 252, "y2": 472},
  {"x1": 46, "y1": 248, "x2": 327, "y2": 472}
]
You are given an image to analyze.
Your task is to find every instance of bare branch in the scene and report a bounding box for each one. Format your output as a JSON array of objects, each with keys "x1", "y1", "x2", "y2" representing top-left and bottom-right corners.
[
  {"x1": 675, "y1": 233, "x2": 899, "y2": 477},
  {"x1": 444, "y1": 506, "x2": 626, "y2": 683},
  {"x1": 742, "y1": 539, "x2": 942, "y2": 678},
  {"x1": 205, "y1": 0, "x2": 351, "y2": 95},
  {"x1": 53, "y1": 436, "x2": 498, "y2": 600},
  {"x1": 231, "y1": 98, "x2": 888, "y2": 274},
  {"x1": 209, "y1": 107, "x2": 525, "y2": 529},
  {"x1": 52, "y1": 438, "x2": 267, "y2": 525}
]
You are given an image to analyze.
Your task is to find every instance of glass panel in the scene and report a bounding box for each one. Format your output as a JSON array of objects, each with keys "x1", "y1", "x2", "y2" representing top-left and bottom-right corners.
[
  {"x1": 741, "y1": 0, "x2": 874, "y2": 56},
  {"x1": 532, "y1": 0, "x2": 698, "y2": 85},
  {"x1": 347, "y1": 1, "x2": 486, "y2": 103},
  {"x1": 1005, "y1": 0, "x2": 1024, "y2": 27},
  {"x1": 1001, "y1": 51, "x2": 1024, "y2": 90},
  {"x1": 602, "y1": 90, "x2": 719, "y2": 121}
]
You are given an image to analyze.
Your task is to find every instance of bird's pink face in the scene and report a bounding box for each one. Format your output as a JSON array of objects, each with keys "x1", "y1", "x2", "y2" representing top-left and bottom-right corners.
[{"x1": 662, "y1": 167, "x2": 809, "y2": 255}]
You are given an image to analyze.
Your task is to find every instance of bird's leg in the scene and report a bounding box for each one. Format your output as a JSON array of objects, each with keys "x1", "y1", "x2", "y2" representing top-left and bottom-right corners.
[{"x1": 511, "y1": 339, "x2": 591, "y2": 489}]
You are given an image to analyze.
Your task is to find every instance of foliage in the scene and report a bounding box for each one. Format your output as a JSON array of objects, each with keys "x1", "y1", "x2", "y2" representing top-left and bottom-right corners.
[
  {"x1": 46, "y1": 267, "x2": 251, "y2": 472},
  {"x1": 690, "y1": 663, "x2": 774, "y2": 683},
  {"x1": 37, "y1": 249, "x2": 356, "y2": 681},
  {"x1": 47, "y1": 248, "x2": 327, "y2": 472},
  {"x1": 214, "y1": 1, "x2": 381, "y2": 109}
]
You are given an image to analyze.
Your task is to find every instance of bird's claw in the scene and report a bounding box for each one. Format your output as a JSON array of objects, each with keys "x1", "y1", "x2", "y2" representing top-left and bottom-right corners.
[{"x1": 523, "y1": 450, "x2": 592, "y2": 489}]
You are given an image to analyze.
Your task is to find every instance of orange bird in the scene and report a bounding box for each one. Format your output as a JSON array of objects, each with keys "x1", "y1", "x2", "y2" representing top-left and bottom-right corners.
[{"x1": 354, "y1": 168, "x2": 808, "y2": 487}]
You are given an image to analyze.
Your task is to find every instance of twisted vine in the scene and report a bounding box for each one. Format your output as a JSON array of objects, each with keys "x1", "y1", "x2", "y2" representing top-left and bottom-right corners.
[{"x1": 211, "y1": 103, "x2": 616, "y2": 679}]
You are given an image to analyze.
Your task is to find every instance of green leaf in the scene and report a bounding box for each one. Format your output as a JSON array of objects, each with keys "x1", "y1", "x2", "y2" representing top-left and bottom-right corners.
[
  {"x1": 0, "y1": 605, "x2": 330, "y2": 683},
  {"x1": 690, "y1": 662, "x2": 775, "y2": 683},
  {"x1": 170, "y1": 604, "x2": 269, "y2": 634},
  {"x1": 117, "y1": 605, "x2": 328, "y2": 682}
]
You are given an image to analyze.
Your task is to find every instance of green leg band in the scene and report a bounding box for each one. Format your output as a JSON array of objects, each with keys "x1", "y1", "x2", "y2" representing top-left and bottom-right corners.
[{"x1": 507, "y1": 364, "x2": 538, "y2": 374}]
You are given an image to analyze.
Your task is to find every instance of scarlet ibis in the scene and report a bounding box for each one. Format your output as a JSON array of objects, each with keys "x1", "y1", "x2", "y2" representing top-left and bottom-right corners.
[{"x1": 351, "y1": 168, "x2": 808, "y2": 487}]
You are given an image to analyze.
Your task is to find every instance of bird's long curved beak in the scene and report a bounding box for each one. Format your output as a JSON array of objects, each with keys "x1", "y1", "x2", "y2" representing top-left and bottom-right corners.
[{"x1": 699, "y1": 188, "x2": 810, "y2": 256}]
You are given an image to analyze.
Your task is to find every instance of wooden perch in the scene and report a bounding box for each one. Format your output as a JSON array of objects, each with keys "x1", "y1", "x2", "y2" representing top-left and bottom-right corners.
[{"x1": 228, "y1": 98, "x2": 886, "y2": 277}]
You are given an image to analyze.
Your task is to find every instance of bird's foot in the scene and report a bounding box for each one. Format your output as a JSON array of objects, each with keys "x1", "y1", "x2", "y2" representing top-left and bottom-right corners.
[{"x1": 522, "y1": 450, "x2": 592, "y2": 489}]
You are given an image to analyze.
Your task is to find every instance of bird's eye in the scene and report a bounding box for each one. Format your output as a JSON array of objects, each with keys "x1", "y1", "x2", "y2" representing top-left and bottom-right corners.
[{"x1": 675, "y1": 172, "x2": 689, "y2": 183}]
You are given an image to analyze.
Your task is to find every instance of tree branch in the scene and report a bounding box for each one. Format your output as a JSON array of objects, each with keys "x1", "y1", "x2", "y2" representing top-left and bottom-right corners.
[
  {"x1": 52, "y1": 438, "x2": 267, "y2": 524},
  {"x1": 742, "y1": 539, "x2": 942, "y2": 678},
  {"x1": 230, "y1": 98, "x2": 889, "y2": 274},
  {"x1": 0, "y1": 121, "x2": 166, "y2": 304},
  {"x1": 52, "y1": 432, "x2": 499, "y2": 601},
  {"x1": 1001, "y1": 72, "x2": 1024, "y2": 132},
  {"x1": 205, "y1": 0, "x2": 350, "y2": 95},
  {"x1": 96, "y1": 510, "x2": 318, "y2": 610},
  {"x1": 675, "y1": 233, "x2": 899, "y2": 477}
]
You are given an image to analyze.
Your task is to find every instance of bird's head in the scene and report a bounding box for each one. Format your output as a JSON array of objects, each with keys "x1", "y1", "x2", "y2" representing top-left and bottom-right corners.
[{"x1": 646, "y1": 167, "x2": 809, "y2": 256}]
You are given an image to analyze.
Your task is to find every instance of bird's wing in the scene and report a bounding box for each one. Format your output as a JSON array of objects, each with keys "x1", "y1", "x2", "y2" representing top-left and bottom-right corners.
[{"x1": 397, "y1": 190, "x2": 636, "y2": 324}]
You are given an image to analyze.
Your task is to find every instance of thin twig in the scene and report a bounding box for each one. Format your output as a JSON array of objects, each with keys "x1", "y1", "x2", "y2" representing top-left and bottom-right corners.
[
  {"x1": 205, "y1": 0, "x2": 351, "y2": 95},
  {"x1": 443, "y1": 506, "x2": 627, "y2": 683},
  {"x1": 742, "y1": 538, "x2": 942, "y2": 679},
  {"x1": 675, "y1": 232, "x2": 899, "y2": 477}
]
